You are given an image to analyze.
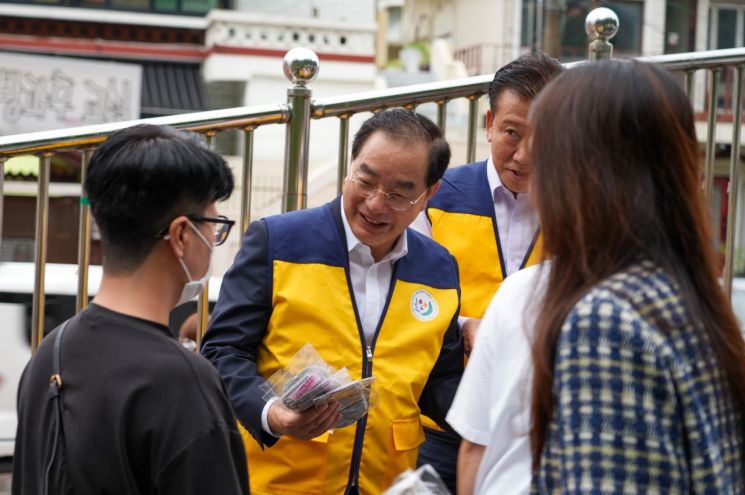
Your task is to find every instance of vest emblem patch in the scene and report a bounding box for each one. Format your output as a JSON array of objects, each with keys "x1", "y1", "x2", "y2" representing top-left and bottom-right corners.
[{"x1": 411, "y1": 289, "x2": 438, "y2": 321}]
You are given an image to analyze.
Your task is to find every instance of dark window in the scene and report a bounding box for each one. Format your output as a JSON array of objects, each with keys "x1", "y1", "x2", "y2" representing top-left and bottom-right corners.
[
  {"x1": 5, "y1": 0, "x2": 225, "y2": 15},
  {"x1": 521, "y1": 0, "x2": 643, "y2": 60},
  {"x1": 111, "y1": 0, "x2": 149, "y2": 9},
  {"x1": 154, "y1": 0, "x2": 178, "y2": 11},
  {"x1": 717, "y1": 8, "x2": 738, "y2": 48},
  {"x1": 664, "y1": 0, "x2": 695, "y2": 54},
  {"x1": 181, "y1": 0, "x2": 217, "y2": 13}
]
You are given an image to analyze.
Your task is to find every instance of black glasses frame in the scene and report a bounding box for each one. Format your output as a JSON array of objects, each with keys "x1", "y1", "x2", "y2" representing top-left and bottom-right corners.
[
  {"x1": 156, "y1": 214, "x2": 236, "y2": 246},
  {"x1": 188, "y1": 215, "x2": 235, "y2": 246}
]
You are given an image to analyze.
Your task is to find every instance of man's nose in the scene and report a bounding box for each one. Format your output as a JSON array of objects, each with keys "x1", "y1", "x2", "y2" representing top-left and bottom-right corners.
[
  {"x1": 513, "y1": 139, "x2": 531, "y2": 166},
  {"x1": 365, "y1": 191, "x2": 390, "y2": 211}
]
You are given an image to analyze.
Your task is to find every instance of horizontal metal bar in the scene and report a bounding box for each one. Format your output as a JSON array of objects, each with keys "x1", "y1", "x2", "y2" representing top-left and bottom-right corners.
[
  {"x1": 637, "y1": 47, "x2": 745, "y2": 70},
  {"x1": 0, "y1": 103, "x2": 290, "y2": 157},
  {"x1": 312, "y1": 76, "x2": 492, "y2": 118},
  {"x1": 311, "y1": 61, "x2": 587, "y2": 118}
]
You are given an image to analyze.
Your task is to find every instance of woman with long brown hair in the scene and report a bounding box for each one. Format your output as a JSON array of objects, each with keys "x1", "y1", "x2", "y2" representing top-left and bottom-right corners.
[{"x1": 529, "y1": 60, "x2": 745, "y2": 492}]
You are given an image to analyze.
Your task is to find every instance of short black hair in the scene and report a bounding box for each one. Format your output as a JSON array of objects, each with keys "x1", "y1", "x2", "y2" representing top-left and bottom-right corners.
[
  {"x1": 351, "y1": 109, "x2": 451, "y2": 187},
  {"x1": 488, "y1": 52, "x2": 564, "y2": 112},
  {"x1": 85, "y1": 124, "x2": 234, "y2": 272}
]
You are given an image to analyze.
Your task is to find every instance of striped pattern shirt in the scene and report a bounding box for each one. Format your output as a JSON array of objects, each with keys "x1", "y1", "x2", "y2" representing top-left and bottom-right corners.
[{"x1": 534, "y1": 261, "x2": 744, "y2": 494}]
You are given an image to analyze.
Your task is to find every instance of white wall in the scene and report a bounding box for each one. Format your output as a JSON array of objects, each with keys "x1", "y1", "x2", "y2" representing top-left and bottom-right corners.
[
  {"x1": 399, "y1": 0, "x2": 521, "y2": 69},
  {"x1": 642, "y1": 0, "x2": 666, "y2": 55},
  {"x1": 235, "y1": 0, "x2": 375, "y2": 24}
]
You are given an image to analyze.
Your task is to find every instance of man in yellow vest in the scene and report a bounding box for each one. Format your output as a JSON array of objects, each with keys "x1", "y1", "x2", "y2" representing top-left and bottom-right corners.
[
  {"x1": 410, "y1": 52, "x2": 563, "y2": 492},
  {"x1": 203, "y1": 109, "x2": 464, "y2": 495}
]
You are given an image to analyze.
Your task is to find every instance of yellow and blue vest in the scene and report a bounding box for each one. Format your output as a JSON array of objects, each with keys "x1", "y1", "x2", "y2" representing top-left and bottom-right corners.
[
  {"x1": 242, "y1": 202, "x2": 461, "y2": 495},
  {"x1": 427, "y1": 161, "x2": 543, "y2": 320}
]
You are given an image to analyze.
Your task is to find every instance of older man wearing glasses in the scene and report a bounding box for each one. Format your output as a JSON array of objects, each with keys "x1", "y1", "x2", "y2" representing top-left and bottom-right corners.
[{"x1": 202, "y1": 109, "x2": 464, "y2": 495}]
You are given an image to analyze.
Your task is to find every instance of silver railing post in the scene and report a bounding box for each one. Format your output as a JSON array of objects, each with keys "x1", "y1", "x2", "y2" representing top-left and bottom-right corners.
[
  {"x1": 685, "y1": 70, "x2": 695, "y2": 99},
  {"x1": 585, "y1": 7, "x2": 619, "y2": 62},
  {"x1": 195, "y1": 131, "x2": 218, "y2": 351},
  {"x1": 337, "y1": 115, "x2": 350, "y2": 195},
  {"x1": 0, "y1": 156, "x2": 4, "y2": 259},
  {"x1": 466, "y1": 96, "x2": 479, "y2": 164},
  {"x1": 282, "y1": 48, "x2": 319, "y2": 213},
  {"x1": 31, "y1": 152, "x2": 52, "y2": 352},
  {"x1": 704, "y1": 68, "x2": 720, "y2": 200},
  {"x1": 241, "y1": 126, "x2": 255, "y2": 234},
  {"x1": 437, "y1": 100, "x2": 447, "y2": 133},
  {"x1": 76, "y1": 148, "x2": 94, "y2": 313},
  {"x1": 723, "y1": 65, "x2": 744, "y2": 297}
]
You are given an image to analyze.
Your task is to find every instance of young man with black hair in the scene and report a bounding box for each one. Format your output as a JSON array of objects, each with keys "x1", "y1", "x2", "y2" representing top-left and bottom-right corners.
[
  {"x1": 202, "y1": 109, "x2": 464, "y2": 494},
  {"x1": 410, "y1": 52, "x2": 564, "y2": 493},
  {"x1": 13, "y1": 124, "x2": 249, "y2": 495}
]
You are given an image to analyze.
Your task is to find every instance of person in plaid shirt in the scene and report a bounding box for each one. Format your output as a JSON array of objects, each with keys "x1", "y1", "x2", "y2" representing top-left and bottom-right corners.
[{"x1": 527, "y1": 61, "x2": 745, "y2": 493}]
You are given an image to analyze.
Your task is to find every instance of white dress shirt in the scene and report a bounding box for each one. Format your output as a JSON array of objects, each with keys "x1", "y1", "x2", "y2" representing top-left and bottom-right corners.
[
  {"x1": 446, "y1": 263, "x2": 549, "y2": 494},
  {"x1": 341, "y1": 198, "x2": 409, "y2": 344},
  {"x1": 262, "y1": 198, "x2": 407, "y2": 435},
  {"x1": 411, "y1": 157, "x2": 539, "y2": 277}
]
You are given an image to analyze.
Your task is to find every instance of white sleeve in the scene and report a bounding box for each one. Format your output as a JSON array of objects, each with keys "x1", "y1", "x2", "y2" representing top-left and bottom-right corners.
[
  {"x1": 409, "y1": 210, "x2": 433, "y2": 238},
  {"x1": 445, "y1": 293, "x2": 501, "y2": 445},
  {"x1": 261, "y1": 397, "x2": 282, "y2": 438}
]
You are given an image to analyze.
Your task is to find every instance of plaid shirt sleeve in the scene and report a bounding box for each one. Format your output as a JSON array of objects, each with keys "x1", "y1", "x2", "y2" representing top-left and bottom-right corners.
[{"x1": 535, "y1": 288, "x2": 690, "y2": 494}]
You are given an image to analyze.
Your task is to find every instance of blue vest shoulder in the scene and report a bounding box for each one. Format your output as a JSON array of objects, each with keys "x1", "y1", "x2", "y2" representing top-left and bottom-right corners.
[
  {"x1": 428, "y1": 161, "x2": 493, "y2": 216},
  {"x1": 399, "y1": 229, "x2": 459, "y2": 290},
  {"x1": 263, "y1": 202, "x2": 459, "y2": 290},
  {"x1": 264, "y1": 203, "x2": 347, "y2": 266}
]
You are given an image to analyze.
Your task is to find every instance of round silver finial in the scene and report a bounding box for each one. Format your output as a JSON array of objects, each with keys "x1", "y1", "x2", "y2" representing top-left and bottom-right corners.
[
  {"x1": 585, "y1": 7, "x2": 619, "y2": 41},
  {"x1": 283, "y1": 47, "x2": 319, "y2": 86}
]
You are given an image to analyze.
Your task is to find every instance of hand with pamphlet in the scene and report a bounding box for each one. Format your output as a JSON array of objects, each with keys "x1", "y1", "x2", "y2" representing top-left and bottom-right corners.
[{"x1": 261, "y1": 344, "x2": 376, "y2": 429}]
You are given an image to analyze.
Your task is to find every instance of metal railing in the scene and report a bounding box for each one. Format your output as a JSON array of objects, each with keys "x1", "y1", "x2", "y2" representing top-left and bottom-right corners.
[{"x1": 1, "y1": 8, "x2": 744, "y2": 351}]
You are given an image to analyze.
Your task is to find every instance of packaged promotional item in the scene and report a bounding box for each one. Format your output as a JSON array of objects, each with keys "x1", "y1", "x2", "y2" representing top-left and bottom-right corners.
[
  {"x1": 313, "y1": 376, "x2": 376, "y2": 427},
  {"x1": 260, "y1": 343, "x2": 376, "y2": 427},
  {"x1": 382, "y1": 464, "x2": 450, "y2": 495}
]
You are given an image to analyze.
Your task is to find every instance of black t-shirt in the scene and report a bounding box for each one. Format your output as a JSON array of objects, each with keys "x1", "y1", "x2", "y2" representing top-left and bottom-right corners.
[{"x1": 13, "y1": 303, "x2": 249, "y2": 495}]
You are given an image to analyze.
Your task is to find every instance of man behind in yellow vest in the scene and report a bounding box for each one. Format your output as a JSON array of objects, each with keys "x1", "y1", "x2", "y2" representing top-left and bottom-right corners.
[
  {"x1": 410, "y1": 52, "x2": 564, "y2": 492},
  {"x1": 202, "y1": 109, "x2": 464, "y2": 495}
]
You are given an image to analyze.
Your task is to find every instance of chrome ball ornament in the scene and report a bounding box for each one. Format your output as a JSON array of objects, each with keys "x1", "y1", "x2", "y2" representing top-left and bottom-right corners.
[
  {"x1": 283, "y1": 47, "x2": 320, "y2": 86},
  {"x1": 585, "y1": 7, "x2": 619, "y2": 41}
]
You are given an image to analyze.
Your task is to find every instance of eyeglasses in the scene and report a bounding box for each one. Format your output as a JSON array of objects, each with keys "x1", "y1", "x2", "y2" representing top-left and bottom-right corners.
[
  {"x1": 347, "y1": 174, "x2": 429, "y2": 212},
  {"x1": 188, "y1": 215, "x2": 235, "y2": 246},
  {"x1": 157, "y1": 214, "x2": 235, "y2": 246}
]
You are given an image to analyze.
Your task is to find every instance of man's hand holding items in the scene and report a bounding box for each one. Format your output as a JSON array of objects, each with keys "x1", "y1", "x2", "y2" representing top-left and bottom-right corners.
[{"x1": 261, "y1": 344, "x2": 376, "y2": 438}]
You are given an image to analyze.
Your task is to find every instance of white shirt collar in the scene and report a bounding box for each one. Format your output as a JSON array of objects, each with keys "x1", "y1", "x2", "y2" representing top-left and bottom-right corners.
[{"x1": 340, "y1": 195, "x2": 408, "y2": 262}]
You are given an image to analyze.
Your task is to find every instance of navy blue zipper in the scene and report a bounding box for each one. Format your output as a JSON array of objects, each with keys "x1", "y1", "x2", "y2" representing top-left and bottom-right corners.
[{"x1": 343, "y1": 261, "x2": 399, "y2": 492}]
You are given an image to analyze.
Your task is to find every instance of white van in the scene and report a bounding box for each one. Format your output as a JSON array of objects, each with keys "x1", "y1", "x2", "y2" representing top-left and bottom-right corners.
[{"x1": 0, "y1": 261, "x2": 223, "y2": 467}]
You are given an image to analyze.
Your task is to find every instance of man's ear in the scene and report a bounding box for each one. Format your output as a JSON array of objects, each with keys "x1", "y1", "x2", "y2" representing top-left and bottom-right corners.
[
  {"x1": 485, "y1": 109, "x2": 495, "y2": 141},
  {"x1": 167, "y1": 216, "x2": 189, "y2": 258},
  {"x1": 419, "y1": 180, "x2": 441, "y2": 212},
  {"x1": 427, "y1": 180, "x2": 441, "y2": 200}
]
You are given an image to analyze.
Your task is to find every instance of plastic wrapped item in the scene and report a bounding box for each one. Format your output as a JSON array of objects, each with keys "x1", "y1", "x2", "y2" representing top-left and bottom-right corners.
[
  {"x1": 313, "y1": 376, "x2": 376, "y2": 427},
  {"x1": 259, "y1": 344, "x2": 335, "y2": 407},
  {"x1": 282, "y1": 365, "x2": 333, "y2": 411},
  {"x1": 383, "y1": 464, "x2": 451, "y2": 495},
  {"x1": 259, "y1": 344, "x2": 377, "y2": 427}
]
